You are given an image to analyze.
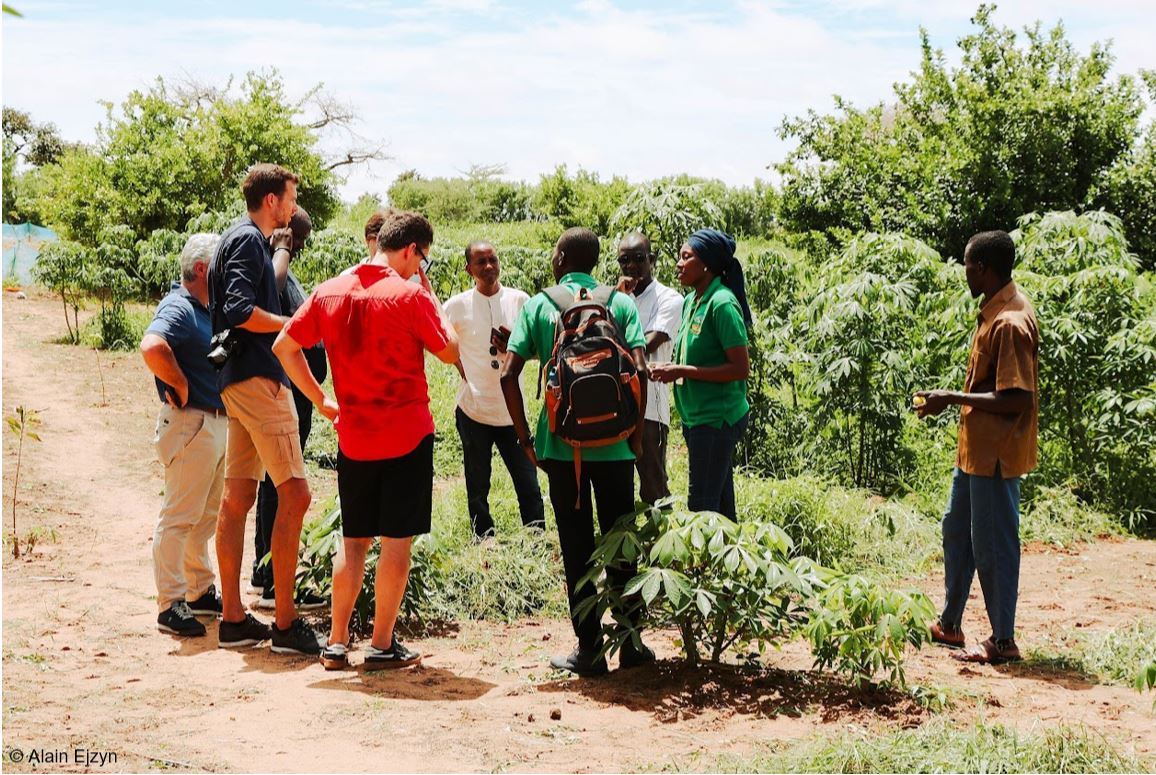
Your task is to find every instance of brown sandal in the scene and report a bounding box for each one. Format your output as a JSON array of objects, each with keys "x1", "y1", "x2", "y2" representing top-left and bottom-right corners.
[
  {"x1": 930, "y1": 620, "x2": 966, "y2": 648},
  {"x1": 953, "y1": 636, "x2": 1021, "y2": 664}
]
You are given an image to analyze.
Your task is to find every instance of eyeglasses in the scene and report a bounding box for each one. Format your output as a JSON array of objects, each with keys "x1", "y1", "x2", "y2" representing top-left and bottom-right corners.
[
  {"x1": 489, "y1": 345, "x2": 501, "y2": 369},
  {"x1": 415, "y1": 244, "x2": 432, "y2": 271}
]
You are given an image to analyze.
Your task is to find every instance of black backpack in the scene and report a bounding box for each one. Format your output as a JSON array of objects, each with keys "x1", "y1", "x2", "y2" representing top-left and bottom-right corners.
[{"x1": 540, "y1": 285, "x2": 642, "y2": 502}]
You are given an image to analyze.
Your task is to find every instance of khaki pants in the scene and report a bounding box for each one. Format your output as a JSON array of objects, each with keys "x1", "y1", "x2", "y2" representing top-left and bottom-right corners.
[{"x1": 152, "y1": 404, "x2": 227, "y2": 611}]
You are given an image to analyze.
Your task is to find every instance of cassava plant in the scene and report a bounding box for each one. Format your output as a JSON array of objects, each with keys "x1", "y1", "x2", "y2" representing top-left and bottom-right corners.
[
  {"x1": 576, "y1": 506, "x2": 825, "y2": 665},
  {"x1": 804, "y1": 574, "x2": 934, "y2": 690}
]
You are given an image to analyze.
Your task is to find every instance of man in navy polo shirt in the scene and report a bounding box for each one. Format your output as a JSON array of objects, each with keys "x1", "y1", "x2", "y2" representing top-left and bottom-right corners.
[
  {"x1": 142, "y1": 233, "x2": 228, "y2": 638},
  {"x1": 208, "y1": 163, "x2": 323, "y2": 655}
]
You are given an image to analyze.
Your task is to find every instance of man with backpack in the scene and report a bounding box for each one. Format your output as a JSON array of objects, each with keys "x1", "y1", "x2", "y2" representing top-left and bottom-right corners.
[{"x1": 500, "y1": 227, "x2": 654, "y2": 676}]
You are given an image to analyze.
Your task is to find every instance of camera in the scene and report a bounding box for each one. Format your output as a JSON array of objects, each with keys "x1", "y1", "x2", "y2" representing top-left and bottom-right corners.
[{"x1": 207, "y1": 328, "x2": 240, "y2": 369}]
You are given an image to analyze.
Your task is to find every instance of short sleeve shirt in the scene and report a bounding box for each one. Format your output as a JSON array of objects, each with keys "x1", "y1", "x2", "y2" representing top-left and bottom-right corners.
[
  {"x1": 443, "y1": 285, "x2": 530, "y2": 427},
  {"x1": 284, "y1": 263, "x2": 451, "y2": 461},
  {"x1": 144, "y1": 283, "x2": 224, "y2": 410},
  {"x1": 207, "y1": 217, "x2": 287, "y2": 390},
  {"x1": 633, "y1": 279, "x2": 684, "y2": 426},
  {"x1": 506, "y1": 272, "x2": 646, "y2": 462},
  {"x1": 673, "y1": 277, "x2": 750, "y2": 428},
  {"x1": 957, "y1": 281, "x2": 1039, "y2": 478}
]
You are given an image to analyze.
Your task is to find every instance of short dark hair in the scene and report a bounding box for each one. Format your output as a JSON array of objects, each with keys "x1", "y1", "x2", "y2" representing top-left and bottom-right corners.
[
  {"x1": 289, "y1": 207, "x2": 312, "y2": 253},
  {"x1": 966, "y1": 230, "x2": 1016, "y2": 279},
  {"x1": 377, "y1": 210, "x2": 434, "y2": 251},
  {"x1": 242, "y1": 164, "x2": 299, "y2": 212},
  {"x1": 557, "y1": 227, "x2": 600, "y2": 273},
  {"x1": 618, "y1": 231, "x2": 653, "y2": 256},
  {"x1": 290, "y1": 207, "x2": 312, "y2": 240},
  {"x1": 464, "y1": 240, "x2": 493, "y2": 265},
  {"x1": 364, "y1": 209, "x2": 394, "y2": 242}
]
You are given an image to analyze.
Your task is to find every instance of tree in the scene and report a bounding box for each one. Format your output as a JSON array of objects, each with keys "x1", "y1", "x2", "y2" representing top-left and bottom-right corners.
[
  {"x1": 776, "y1": 5, "x2": 1146, "y2": 260},
  {"x1": 3, "y1": 107, "x2": 76, "y2": 221},
  {"x1": 19, "y1": 70, "x2": 359, "y2": 242},
  {"x1": 1091, "y1": 71, "x2": 1156, "y2": 272}
]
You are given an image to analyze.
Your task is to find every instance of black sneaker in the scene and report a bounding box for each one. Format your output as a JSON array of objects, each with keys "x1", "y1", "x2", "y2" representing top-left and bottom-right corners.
[
  {"x1": 270, "y1": 618, "x2": 325, "y2": 656},
  {"x1": 186, "y1": 585, "x2": 222, "y2": 617},
  {"x1": 157, "y1": 601, "x2": 206, "y2": 637},
  {"x1": 248, "y1": 566, "x2": 272, "y2": 595},
  {"x1": 256, "y1": 586, "x2": 328, "y2": 611},
  {"x1": 218, "y1": 613, "x2": 273, "y2": 648},
  {"x1": 363, "y1": 638, "x2": 421, "y2": 669},
  {"x1": 549, "y1": 645, "x2": 609, "y2": 677},
  {"x1": 320, "y1": 642, "x2": 350, "y2": 671},
  {"x1": 618, "y1": 640, "x2": 656, "y2": 669}
]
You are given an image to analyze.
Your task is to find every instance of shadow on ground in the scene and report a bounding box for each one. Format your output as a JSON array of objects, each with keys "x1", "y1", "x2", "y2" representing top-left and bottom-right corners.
[{"x1": 537, "y1": 660, "x2": 925, "y2": 724}]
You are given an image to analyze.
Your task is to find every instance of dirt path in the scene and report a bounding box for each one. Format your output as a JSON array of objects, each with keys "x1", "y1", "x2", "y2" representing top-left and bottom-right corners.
[{"x1": 3, "y1": 292, "x2": 1154, "y2": 773}]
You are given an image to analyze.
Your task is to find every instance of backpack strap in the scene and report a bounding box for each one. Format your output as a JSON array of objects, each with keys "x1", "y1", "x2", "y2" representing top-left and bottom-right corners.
[
  {"x1": 590, "y1": 285, "x2": 616, "y2": 308},
  {"x1": 536, "y1": 285, "x2": 576, "y2": 400},
  {"x1": 541, "y1": 285, "x2": 576, "y2": 315}
]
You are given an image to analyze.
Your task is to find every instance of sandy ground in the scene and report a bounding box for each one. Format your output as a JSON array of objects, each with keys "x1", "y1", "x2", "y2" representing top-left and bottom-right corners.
[{"x1": 3, "y1": 291, "x2": 1155, "y2": 773}]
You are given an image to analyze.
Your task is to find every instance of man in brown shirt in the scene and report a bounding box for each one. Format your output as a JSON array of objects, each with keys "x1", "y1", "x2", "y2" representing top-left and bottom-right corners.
[{"x1": 916, "y1": 230, "x2": 1039, "y2": 664}]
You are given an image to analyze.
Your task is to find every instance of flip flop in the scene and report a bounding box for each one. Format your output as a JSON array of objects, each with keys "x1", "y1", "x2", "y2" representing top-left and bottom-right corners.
[
  {"x1": 953, "y1": 637, "x2": 1021, "y2": 665},
  {"x1": 930, "y1": 620, "x2": 966, "y2": 649}
]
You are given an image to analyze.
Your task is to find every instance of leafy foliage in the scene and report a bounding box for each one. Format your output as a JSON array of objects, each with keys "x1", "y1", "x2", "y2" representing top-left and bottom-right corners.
[
  {"x1": 1014, "y1": 211, "x2": 1156, "y2": 526},
  {"x1": 777, "y1": 5, "x2": 1148, "y2": 264},
  {"x1": 578, "y1": 506, "x2": 825, "y2": 665},
  {"x1": 18, "y1": 71, "x2": 341, "y2": 243},
  {"x1": 804, "y1": 575, "x2": 934, "y2": 689}
]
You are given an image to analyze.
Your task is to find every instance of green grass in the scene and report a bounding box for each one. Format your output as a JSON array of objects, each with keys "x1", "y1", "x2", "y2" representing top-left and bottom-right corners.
[
  {"x1": 662, "y1": 719, "x2": 1151, "y2": 774},
  {"x1": 1026, "y1": 620, "x2": 1156, "y2": 686},
  {"x1": 1021, "y1": 485, "x2": 1125, "y2": 547}
]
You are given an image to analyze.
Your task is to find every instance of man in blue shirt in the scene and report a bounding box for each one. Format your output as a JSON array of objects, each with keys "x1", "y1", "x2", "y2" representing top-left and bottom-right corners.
[
  {"x1": 141, "y1": 233, "x2": 228, "y2": 638},
  {"x1": 250, "y1": 207, "x2": 328, "y2": 612},
  {"x1": 208, "y1": 163, "x2": 325, "y2": 656}
]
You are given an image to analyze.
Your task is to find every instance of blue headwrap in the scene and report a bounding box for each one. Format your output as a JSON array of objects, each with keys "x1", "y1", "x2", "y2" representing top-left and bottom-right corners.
[{"x1": 687, "y1": 228, "x2": 753, "y2": 326}]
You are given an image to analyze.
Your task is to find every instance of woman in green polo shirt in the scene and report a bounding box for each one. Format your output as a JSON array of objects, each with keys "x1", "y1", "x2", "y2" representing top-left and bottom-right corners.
[{"x1": 651, "y1": 229, "x2": 753, "y2": 520}]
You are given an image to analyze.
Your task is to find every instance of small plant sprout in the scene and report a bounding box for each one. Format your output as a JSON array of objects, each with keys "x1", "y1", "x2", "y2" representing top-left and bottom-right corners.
[{"x1": 7, "y1": 406, "x2": 42, "y2": 559}]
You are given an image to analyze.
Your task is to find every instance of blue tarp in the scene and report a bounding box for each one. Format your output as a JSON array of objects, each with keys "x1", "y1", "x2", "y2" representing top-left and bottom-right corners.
[{"x1": 2, "y1": 222, "x2": 59, "y2": 284}]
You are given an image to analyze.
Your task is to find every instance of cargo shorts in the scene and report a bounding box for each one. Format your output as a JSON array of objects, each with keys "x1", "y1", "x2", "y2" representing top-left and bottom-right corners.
[{"x1": 219, "y1": 376, "x2": 307, "y2": 486}]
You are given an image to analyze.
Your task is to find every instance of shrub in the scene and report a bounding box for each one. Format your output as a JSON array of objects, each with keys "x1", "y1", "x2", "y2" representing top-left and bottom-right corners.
[
  {"x1": 804, "y1": 574, "x2": 934, "y2": 690},
  {"x1": 1014, "y1": 210, "x2": 1156, "y2": 527},
  {"x1": 291, "y1": 228, "x2": 366, "y2": 290},
  {"x1": 578, "y1": 506, "x2": 825, "y2": 665},
  {"x1": 31, "y1": 240, "x2": 88, "y2": 343}
]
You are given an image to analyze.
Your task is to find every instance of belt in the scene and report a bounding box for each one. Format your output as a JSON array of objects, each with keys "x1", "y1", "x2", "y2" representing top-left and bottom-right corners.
[{"x1": 186, "y1": 404, "x2": 227, "y2": 417}]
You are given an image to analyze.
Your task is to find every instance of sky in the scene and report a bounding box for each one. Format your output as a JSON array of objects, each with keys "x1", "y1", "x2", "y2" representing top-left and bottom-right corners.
[{"x1": 2, "y1": 0, "x2": 1153, "y2": 203}]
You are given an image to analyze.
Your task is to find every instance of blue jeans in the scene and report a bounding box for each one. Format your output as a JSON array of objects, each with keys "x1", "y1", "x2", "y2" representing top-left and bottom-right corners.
[
  {"x1": 456, "y1": 407, "x2": 544, "y2": 537},
  {"x1": 683, "y1": 413, "x2": 749, "y2": 520},
  {"x1": 941, "y1": 466, "x2": 1021, "y2": 641}
]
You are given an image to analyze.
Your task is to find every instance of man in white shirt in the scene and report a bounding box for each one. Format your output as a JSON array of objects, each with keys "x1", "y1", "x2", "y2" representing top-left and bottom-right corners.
[
  {"x1": 444, "y1": 242, "x2": 545, "y2": 537},
  {"x1": 616, "y1": 232, "x2": 684, "y2": 505}
]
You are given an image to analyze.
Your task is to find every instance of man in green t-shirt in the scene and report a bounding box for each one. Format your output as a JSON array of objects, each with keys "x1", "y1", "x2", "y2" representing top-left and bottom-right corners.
[{"x1": 500, "y1": 227, "x2": 654, "y2": 676}]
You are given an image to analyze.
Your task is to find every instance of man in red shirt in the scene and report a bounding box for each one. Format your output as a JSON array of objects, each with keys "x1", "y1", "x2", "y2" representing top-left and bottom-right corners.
[{"x1": 273, "y1": 211, "x2": 459, "y2": 670}]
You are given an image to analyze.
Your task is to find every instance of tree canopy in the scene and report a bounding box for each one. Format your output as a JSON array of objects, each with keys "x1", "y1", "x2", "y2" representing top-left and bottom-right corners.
[
  {"x1": 12, "y1": 71, "x2": 344, "y2": 243},
  {"x1": 776, "y1": 4, "x2": 1152, "y2": 266}
]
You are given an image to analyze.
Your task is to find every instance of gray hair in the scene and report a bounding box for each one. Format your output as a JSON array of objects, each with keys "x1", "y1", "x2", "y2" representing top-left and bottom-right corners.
[{"x1": 180, "y1": 233, "x2": 220, "y2": 282}]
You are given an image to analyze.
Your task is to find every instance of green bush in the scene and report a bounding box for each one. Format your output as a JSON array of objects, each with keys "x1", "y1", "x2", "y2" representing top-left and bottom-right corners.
[
  {"x1": 804, "y1": 574, "x2": 934, "y2": 690},
  {"x1": 1014, "y1": 210, "x2": 1156, "y2": 527},
  {"x1": 578, "y1": 507, "x2": 825, "y2": 665}
]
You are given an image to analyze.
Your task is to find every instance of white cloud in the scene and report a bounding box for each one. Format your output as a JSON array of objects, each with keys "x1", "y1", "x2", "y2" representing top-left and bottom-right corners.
[{"x1": 2, "y1": 1, "x2": 1151, "y2": 203}]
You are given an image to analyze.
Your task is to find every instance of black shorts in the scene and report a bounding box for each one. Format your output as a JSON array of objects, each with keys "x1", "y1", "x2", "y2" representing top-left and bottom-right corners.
[{"x1": 337, "y1": 435, "x2": 434, "y2": 539}]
